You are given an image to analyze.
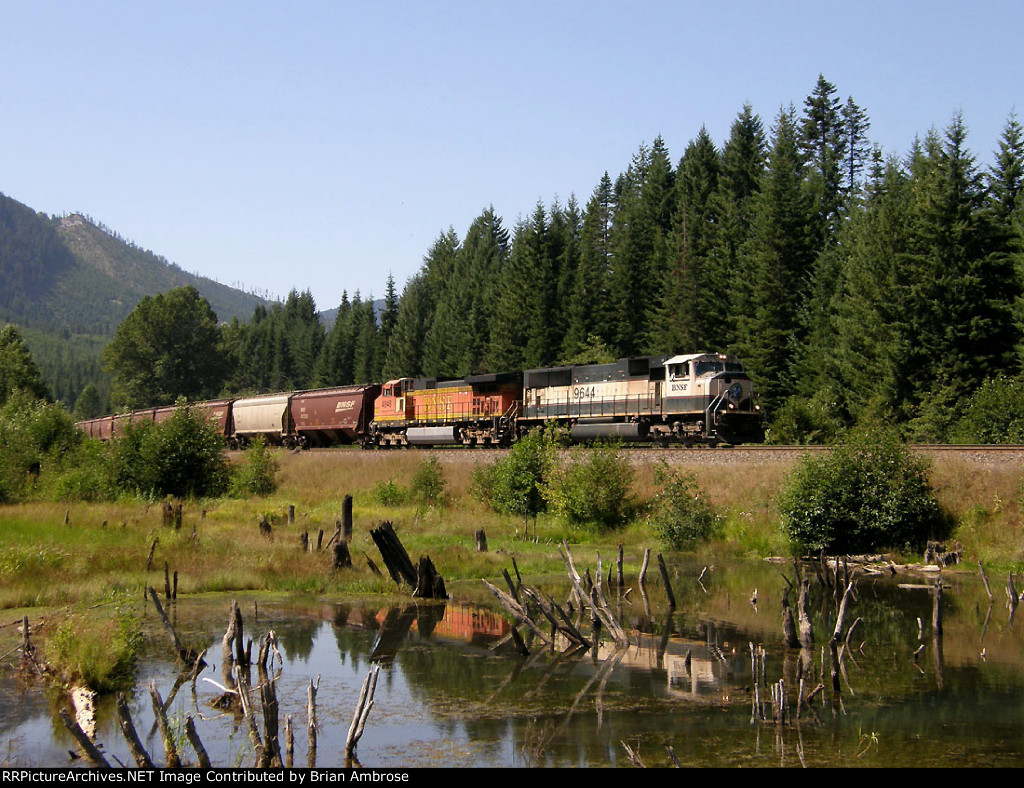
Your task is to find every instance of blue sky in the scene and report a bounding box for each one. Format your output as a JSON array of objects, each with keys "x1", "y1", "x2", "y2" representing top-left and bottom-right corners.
[{"x1": 2, "y1": 1, "x2": 1021, "y2": 312}]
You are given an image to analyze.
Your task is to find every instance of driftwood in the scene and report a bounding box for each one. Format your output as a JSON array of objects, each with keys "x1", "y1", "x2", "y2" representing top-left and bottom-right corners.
[
  {"x1": 781, "y1": 586, "x2": 800, "y2": 648},
  {"x1": 149, "y1": 682, "x2": 182, "y2": 768},
  {"x1": 147, "y1": 586, "x2": 198, "y2": 664},
  {"x1": 115, "y1": 693, "x2": 154, "y2": 768},
  {"x1": 185, "y1": 716, "x2": 212, "y2": 768},
  {"x1": 58, "y1": 709, "x2": 110, "y2": 767},
  {"x1": 797, "y1": 579, "x2": 814, "y2": 648},
  {"x1": 345, "y1": 666, "x2": 380, "y2": 765},
  {"x1": 307, "y1": 677, "x2": 320, "y2": 769},
  {"x1": 828, "y1": 581, "x2": 855, "y2": 693},
  {"x1": 482, "y1": 580, "x2": 550, "y2": 643},
  {"x1": 638, "y1": 548, "x2": 651, "y2": 586}
]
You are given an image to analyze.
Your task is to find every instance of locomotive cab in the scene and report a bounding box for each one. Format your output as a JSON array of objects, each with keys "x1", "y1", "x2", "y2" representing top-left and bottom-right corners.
[{"x1": 661, "y1": 352, "x2": 761, "y2": 442}]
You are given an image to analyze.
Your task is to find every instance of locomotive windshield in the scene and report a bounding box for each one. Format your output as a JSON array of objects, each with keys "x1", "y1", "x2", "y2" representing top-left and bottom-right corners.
[{"x1": 694, "y1": 360, "x2": 745, "y2": 376}]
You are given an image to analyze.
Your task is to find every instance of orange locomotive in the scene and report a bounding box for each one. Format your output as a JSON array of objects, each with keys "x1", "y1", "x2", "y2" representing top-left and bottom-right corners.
[{"x1": 371, "y1": 372, "x2": 522, "y2": 447}]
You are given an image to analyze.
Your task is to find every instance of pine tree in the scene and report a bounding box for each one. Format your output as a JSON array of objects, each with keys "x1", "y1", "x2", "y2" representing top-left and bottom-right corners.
[
  {"x1": 563, "y1": 174, "x2": 615, "y2": 357},
  {"x1": 716, "y1": 104, "x2": 766, "y2": 349},
  {"x1": 799, "y1": 75, "x2": 844, "y2": 249},
  {"x1": 382, "y1": 272, "x2": 432, "y2": 378},
  {"x1": 655, "y1": 127, "x2": 722, "y2": 352},
  {"x1": 840, "y1": 97, "x2": 872, "y2": 199},
  {"x1": 732, "y1": 106, "x2": 816, "y2": 415}
]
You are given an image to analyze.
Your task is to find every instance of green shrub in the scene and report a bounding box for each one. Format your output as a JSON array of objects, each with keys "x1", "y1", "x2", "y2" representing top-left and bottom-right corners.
[
  {"x1": 48, "y1": 438, "x2": 114, "y2": 502},
  {"x1": 948, "y1": 376, "x2": 1024, "y2": 444},
  {"x1": 229, "y1": 437, "x2": 279, "y2": 497},
  {"x1": 473, "y1": 428, "x2": 557, "y2": 522},
  {"x1": 410, "y1": 456, "x2": 446, "y2": 507},
  {"x1": 0, "y1": 392, "x2": 82, "y2": 502},
  {"x1": 544, "y1": 442, "x2": 635, "y2": 530},
  {"x1": 47, "y1": 595, "x2": 145, "y2": 692},
  {"x1": 109, "y1": 402, "x2": 229, "y2": 499},
  {"x1": 374, "y1": 479, "x2": 408, "y2": 506},
  {"x1": 778, "y1": 427, "x2": 947, "y2": 554},
  {"x1": 650, "y1": 461, "x2": 720, "y2": 548}
]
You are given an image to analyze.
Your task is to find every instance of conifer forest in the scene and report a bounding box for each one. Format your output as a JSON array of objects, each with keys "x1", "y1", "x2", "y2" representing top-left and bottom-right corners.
[{"x1": 76, "y1": 77, "x2": 1024, "y2": 443}]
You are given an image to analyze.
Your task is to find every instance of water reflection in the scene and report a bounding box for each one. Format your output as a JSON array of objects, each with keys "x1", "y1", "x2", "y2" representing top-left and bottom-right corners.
[{"x1": 2, "y1": 561, "x2": 1024, "y2": 767}]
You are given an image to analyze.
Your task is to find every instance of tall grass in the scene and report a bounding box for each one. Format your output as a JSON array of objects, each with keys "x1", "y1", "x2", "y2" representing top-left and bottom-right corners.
[{"x1": 1, "y1": 448, "x2": 1022, "y2": 615}]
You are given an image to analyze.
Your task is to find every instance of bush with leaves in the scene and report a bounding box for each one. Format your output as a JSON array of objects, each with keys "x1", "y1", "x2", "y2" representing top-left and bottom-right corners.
[
  {"x1": 229, "y1": 437, "x2": 280, "y2": 497},
  {"x1": 948, "y1": 376, "x2": 1024, "y2": 444},
  {"x1": 544, "y1": 442, "x2": 635, "y2": 530},
  {"x1": 472, "y1": 428, "x2": 557, "y2": 523},
  {"x1": 409, "y1": 456, "x2": 446, "y2": 507},
  {"x1": 650, "y1": 462, "x2": 720, "y2": 549},
  {"x1": 0, "y1": 392, "x2": 82, "y2": 502},
  {"x1": 109, "y1": 402, "x2": 230, "y2": 499},
  {"x1": 374, "y1": 479, "x2": 408, "y2": 506},
  {"x1": 778, "y1": 427, "x2": 948, "y2": 554}
]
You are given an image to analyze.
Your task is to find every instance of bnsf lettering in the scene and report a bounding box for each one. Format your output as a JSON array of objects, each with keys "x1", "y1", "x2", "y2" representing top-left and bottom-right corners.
[
  {"x1": 334, "y1": 401, "x2": 356, "y2": 413},
  {"x1": 573, "y1": 386, "x2": 596, "y2": 399},
  {"x1": 670, "y1": 383, "x2": 688, "y2": 393}
]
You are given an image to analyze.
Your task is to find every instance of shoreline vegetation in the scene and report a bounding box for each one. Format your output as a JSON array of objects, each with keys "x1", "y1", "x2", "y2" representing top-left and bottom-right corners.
[{"x1": 1, "y1": 445, "x2": 1020, "y2": 615}]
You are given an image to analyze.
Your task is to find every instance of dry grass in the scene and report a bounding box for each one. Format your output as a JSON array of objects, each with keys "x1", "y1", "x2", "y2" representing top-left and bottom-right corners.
[{"x1": 1, "y1": 448, "x2": 1022, "y2": 614}]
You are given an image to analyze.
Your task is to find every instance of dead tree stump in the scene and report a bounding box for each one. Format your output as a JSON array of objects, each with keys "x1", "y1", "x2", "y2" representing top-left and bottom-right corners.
[
  {"x1": 475, "y1": 529, "x2": 487, "y2": 552},
  {"x1": 333, "y1": 542, "x2": 352, "y2": 570},
  {"x1": 342, "y1": 495, "x2": 354, "y2": 540},
  {"x1": 369, "y1": 521, "x2": 418, "y2": 587},
  {"x1": 413, "y1": 556, "x2": 448, "y2": 599}
]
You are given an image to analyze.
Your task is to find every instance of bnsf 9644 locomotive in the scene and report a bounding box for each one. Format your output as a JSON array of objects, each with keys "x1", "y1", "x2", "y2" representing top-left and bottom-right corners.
[{"x1": 77, "y1": 351, "x2": 763, "y2": 448}]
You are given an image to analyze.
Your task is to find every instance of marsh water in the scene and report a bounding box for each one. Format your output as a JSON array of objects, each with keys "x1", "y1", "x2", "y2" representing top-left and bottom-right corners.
[{"x1": 2, "y1": 558, "x2": 1023, "y2": 768}]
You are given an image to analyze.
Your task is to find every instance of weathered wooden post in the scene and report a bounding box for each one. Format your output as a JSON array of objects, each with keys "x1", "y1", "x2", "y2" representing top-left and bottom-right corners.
[
  {"x1": 475, "y1": 529, "x2": 487, "y2": 552},
  {"x1": 287, "y1": 505, "x2": 295, "y2": 525},
  {"x1": 316, "y1": 529, "x2": 324, "y2": 552},
  {"x1": 342, "y1": 495, "x2": 353, "y2": 540},
  {"x1": 617, "y1": 544, "x2": 624, "y2": 587},
  {"x1": 300, "y1": 531, "x2": 309, "y2": 553}
]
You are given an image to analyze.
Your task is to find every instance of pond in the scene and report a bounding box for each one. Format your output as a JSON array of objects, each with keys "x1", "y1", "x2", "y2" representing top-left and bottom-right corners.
[{"x1": 2, "y1": 557, "x2": 1023, "y2": 768}]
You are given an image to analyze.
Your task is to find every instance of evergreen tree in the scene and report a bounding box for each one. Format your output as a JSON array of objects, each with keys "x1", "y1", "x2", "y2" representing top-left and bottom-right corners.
[
  {"x1": 423, "y1": 209, "x2": 507, "y2": 376},
  {"x1": 901, "y1": 116, "x2": 1018, "y2": 437},
  {"x1": 716, "y1": 104, "x2": 767, "y2": 348},
  {"x1": 840, "y1": 97, "x2": 872, "y2": 198},
  {"x1": 563, "y1": 174, "x2": 615, "y2": 357},
  {"x1": 382, "y1": 272, "x2": 433, "y2": 378},
  {"x1": 799, "y1": 74, "x2": 844, "y2": 248},
  {"x1": 0, "y1": 323, "x2": 48, "y2": 404},
  {"x1": 732, "y1": 106, "x2": 816, "y2": 416},
  {"x1": 655, "y1": 127, "x2": 722, "y2": 352},
  {"x1": 607, "y1": 138, "x2": 676, "y2": 355}
]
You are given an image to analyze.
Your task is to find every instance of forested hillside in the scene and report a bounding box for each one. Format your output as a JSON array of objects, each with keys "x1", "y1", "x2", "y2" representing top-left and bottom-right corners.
[
  {"x1": 228, "y1": 76, "x2": 1021, "y2": 442},
  {"x1": 0, "y1": 192, "x2": 269, "y2": 407}
]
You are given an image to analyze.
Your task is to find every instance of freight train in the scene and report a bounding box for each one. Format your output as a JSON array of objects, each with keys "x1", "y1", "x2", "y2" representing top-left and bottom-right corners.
[{"x1": 76, "y1": 352, "x2": 763, "y2": 448}]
